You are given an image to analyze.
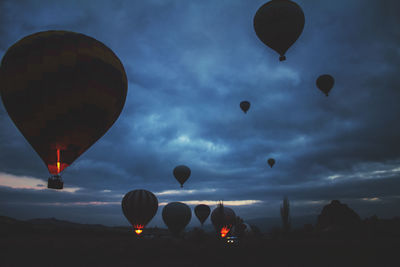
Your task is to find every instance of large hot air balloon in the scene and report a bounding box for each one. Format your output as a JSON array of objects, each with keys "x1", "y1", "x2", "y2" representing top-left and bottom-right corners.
[
  {"x1": 122, "y1": 189, "x2": 158, "y2": 235},
  {"x1": 211, "y1": 203, "x2": 236, "y2": 238},
  {"x1": 316, "y1": 74, "x2": 335, "y2": 96},
  {"x1": 162, "y1": 202, "x2": 192, "y2": 236},
  {"x1": 240, "y1": 101, "x2": 250, "y2": 114},
  {"x1": 173, "y1": 165, "x2": 191, "y2": 188},
  {"x1": 0, "y1": 31, "x2": 127, "y2": 189},
  {"x1": 254, "y1": 0, "x2": 305, "y2": 61},
  {"x1": 194, "y1": 204, "x2": 211, "y2": 226},
  {"x1": 268, "y1": 158, "x2": 275, "y2": 168}
]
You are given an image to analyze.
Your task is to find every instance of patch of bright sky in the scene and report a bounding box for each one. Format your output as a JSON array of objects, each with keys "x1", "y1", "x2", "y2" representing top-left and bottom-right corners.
[
  {"x1": 168, "y1": 134, "x2": 229, "y2": 154},
  {"x1": 361, "y1": 197, "x2": 381, "y2": 202},
  {"x1": 39, "y1": 201, "x2": 120, "y2": 207},
  {"x1": 288, "y1": 135, "x2": 309, "y2": 147},
  {"x1": 326, "y1": 162, "x2": 400, "y2": 182},
  {"x1": 291, "y1": 200, "x2": 327, "y2": 207},
  {"x1": 0, "y1": 172, "x2": 80, "y2": 193},
  {"x1": 159, "y1": 200, "x2": 262, "y2": 207},
  {"x1": 155, "y1": 188, "x2": 217, "y2": 196},
  {"x1": 34, "y1": 199, "x2": 262, "y2": 207}
]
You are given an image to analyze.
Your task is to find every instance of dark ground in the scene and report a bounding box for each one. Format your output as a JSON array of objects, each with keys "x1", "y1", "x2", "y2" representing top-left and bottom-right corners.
[
  {"x1": 1, "y1": 216, "x2": 399, "y2": 267},
  {"x1": 1, "y1": 231, "x2": 399, "y2": 267}
]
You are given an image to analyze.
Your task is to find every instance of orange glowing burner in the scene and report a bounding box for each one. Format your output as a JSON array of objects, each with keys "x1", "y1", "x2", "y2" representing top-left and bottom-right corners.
[
  {"x1": 134, "y1": 225, "x2": 144, "y2": 235},
  {"x1": 47, "y1": 149, "x2": 64, "y2": 189},
  {"x1": 220, "y1": 226, "x2": 230, "y2": 238}
]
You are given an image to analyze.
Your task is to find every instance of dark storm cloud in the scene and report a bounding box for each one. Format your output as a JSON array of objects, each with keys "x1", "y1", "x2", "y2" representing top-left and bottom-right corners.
[{"x1": 0, "y1": 0, "x2": 399, "y2": 225}]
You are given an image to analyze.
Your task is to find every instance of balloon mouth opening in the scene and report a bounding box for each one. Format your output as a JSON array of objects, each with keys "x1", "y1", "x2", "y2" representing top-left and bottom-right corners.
[
  {"x1": 279, "y1": 55, "x2": 286, "y2": 61},
  {"x1": 47, "y1": 148, "x2": 69, "y2": 175},
  {"x1": 220, "y1": 226, "x2": 231, "y2": 238},
  {"x1": 134, "y1": 225, "x2": 144, "y2": 235}
]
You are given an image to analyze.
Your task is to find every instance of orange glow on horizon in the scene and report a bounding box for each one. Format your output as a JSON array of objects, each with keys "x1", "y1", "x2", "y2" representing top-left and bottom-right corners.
[
  {"x1": 220, "y1": 226, "x2": 230, "y2": 238},
  {"x1": 134, "y1": 225, "x2": 144, "y2": 235}
]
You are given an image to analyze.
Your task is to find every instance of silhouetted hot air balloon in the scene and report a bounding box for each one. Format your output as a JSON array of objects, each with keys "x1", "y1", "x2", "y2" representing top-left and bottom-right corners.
[
  {"x1": 240, "y1": 101, "x2": 250, "y2": 114},
  {"x1": 173, "y1": 165, "x2": 191, "y2": 188},
  {"x1": 0, "y1": 31, "x2": 127, "y2": 190},
  {"x1": 254, "y1": 0, "x2": 305, "y2": 61},
  {"x1": 122, "y1": 189, "x2": 158, "y2": 235},
  {"x1": 211, "y1": 203, "x2": 236, "y2": 238},
  {"x1": 162, "y1": 202, "x2": 192, "y2": 236},
  {"x1": 268, "y1": 158, "x2": 275, "y2": 168},
  {"x1": 194, "y1": 204, "x2": 211, "y2": 226},
  {"x1": 316, "y1": 74, "x2": 335, "y2": 96}
]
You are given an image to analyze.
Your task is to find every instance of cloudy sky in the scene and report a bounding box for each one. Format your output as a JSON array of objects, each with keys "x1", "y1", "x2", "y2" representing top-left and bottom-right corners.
[{"x1": 0, "y1": 0, "x2": 399, "y2": 228}]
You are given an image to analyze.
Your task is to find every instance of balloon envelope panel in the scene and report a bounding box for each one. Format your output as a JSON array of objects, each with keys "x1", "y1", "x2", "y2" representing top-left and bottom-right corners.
[
  {"x1": 162, "y1": 202, "x2": 192, "y2": 235},
  {"x1": 254, "y1": 0, "x2": 305, "y2": 60},
  {"x1": 240, "y1": 101, "x2": 250, "y2": 113},
  {"x1": 194, "y1": 204, "x2": 211, "y2": 225},
  {"x1": 0, "y1": 30, "x2": 127, "y2": 174},
  {"x1": 211, "y1": 205, "x2": 236, "y2": 232},
  {"x1": 122, "y1": 190, "x2": 158, "y2": 229},
  {"x1": 173, "y1": 165, "x2": 191, "y2": 187}
]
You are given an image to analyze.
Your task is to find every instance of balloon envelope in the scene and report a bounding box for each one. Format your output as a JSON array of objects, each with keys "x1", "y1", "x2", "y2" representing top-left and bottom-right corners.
[
  {"x1": 122, "y1": 189, "x2": 158, "y2": 235},
  {"x1": 268, "y1": 158, "x2": 275, "y2": 168},
  {"x1": 211, "y1": 204, "x2": 236, "y2": 237},
  {"x1": 194, "y1": 204, "x2": 211, "y2": 226},
  {"x1": 240, "y1": 101, "x2": 250, "y2": 113},
  {"x1": 316, "y1": 74, "x2": 335, "y2": 96},
  {"x1": 173, "y1": 165, "x2": 191, "y2": 188},
  {"x1": 0, "y1": 30, "x2": 127, "y2": 176},
  {"x1": 162, "y1": 202, "x2": 192, "y2": 236},
  {"x1": 254, "y1": 0, "x2": 305, "y2": 61}
]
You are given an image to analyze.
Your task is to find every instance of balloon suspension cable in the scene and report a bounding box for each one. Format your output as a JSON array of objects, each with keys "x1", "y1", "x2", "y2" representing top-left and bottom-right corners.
[{"x1": 279, "y1": 55, "x2": 286, "y2": 61}]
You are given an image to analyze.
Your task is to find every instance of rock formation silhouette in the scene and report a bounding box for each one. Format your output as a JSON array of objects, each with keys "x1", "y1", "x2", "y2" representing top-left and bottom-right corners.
[{"x1": 316, "y1": 200, "x2": 362, "y2": 232}]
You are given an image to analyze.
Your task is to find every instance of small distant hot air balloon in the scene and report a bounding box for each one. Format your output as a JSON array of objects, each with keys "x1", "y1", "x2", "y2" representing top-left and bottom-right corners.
[
  {"x1": 0, "y1": 30, "x2": 127, "y2": 189},
  {"x1": 268, "y1": 158, "x2": 275, "y2": 168},
  {"x1": 162, "y1": 202, "x2": 192, "y2": 236},
  {"x1": 316, "y1": 74, "x2": 335, "y2": 96},
  {"x1": 211, "y1": 203, "x2": 236, "y2": 238},
  {"x1": 173, "y1": 165, "x2": 191, "y2": 188},
  {"x1": 194, "y1": 204, "x2": 211, "y2": 226},
  {"x1": 254, "y1": 0, "x2": 305, "y2": 61},
  {"x1": 240, "y1": 101, "x2": 251, "y2": 114},
  {"x1": 121, "y1": 189, "x2": 158, "y2": 235}
]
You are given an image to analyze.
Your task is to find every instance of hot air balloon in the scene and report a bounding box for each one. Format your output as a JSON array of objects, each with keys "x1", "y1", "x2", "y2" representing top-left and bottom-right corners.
[
  {"x1": 194, "y1": 204, "x2": 211, "y2": 226},
  {"x1": 162, "y1": 202, "x2": 192, "y2": 236},
  {"x1": 0, "y1": 31, "x2": 127, "y2": 190},
  {"x1": 173, "y1": 165, "x2": 191, "y2": 188},
  {"x1": 211, "y1": 203, "x2": 236, "y2": 238},
  {"x1": 254, "y1": 0, "x2": 305, "y2": 61},
  {"x1": 316, "y1": 74, "x2": 335, "y2": 96},
  {"x1": 268, "y1": 158, "x2": 275, "y2": 168},
  {"x1": 122, "y1": 189, "x2": 158, "y2": 235},
  {"x1": 240, "y1": 101, "x2": 250, "y2": 114}
]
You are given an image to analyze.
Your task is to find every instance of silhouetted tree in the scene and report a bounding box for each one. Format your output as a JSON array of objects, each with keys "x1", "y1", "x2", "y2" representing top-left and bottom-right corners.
[{"x1": 280, "y1": 196, "x2": 291, "y2": 233}]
